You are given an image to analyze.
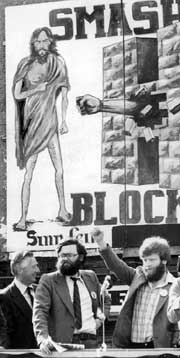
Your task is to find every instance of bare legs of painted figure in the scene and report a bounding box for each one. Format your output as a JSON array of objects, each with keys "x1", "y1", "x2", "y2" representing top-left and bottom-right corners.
[{"x1": 15, "y1": 133, "x2": 71, "y2": 230}]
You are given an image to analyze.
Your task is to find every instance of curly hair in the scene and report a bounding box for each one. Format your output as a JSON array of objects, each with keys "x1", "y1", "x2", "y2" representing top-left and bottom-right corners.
[
  {"x1": 57, "y1": 239, "x2": 87, "y2": 264},
  {"x1": 139, "y1": 236, "x2": 171, "y2": 263}
]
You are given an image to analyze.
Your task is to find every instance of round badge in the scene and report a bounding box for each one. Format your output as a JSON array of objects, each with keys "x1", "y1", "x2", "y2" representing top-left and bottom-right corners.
[
  {"x1": 91, "y1": 291, "x2": 97, "y2": 299},
  {"x1": 160, "y1": 289, "x2": 168, "y2": 297}
]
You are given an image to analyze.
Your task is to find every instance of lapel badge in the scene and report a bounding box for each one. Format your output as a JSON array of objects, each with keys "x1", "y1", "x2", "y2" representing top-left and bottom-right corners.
[
  {"x1": 91, "y1": 291, "x2": 97, "y2": 299},
  {"x1": 160, "y1": 289, "x2": 168, "y2": 297}
]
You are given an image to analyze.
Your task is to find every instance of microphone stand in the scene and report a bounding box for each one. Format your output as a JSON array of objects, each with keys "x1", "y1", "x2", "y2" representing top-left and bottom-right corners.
[
  {"x1": 99, "y1": 276, "x2": 111, "y2": 352},
  {"x1": 101, "y1": 289, "x2": 107, "y2": 352},
  {"x1": 97, "y1": 272, "x2": 117, "y2": 354},
  {"x1": 97, "y1": 274, "x2": 115, "y2": 353}
]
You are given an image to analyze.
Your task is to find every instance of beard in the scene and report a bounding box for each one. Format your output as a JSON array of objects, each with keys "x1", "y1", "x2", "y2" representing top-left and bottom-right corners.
[
  {"x1": 58, "y1": 258, "x2": 82, "y2": 276},
  {"x1": 32, "y1": 48, "x2": 50, "y2": 64},
  {"x1": 36, "y1": 51, "x2": 49, "y2": 64},
  {"x1": 144, "y1": 261, "x2": 166, "y2": 282}
]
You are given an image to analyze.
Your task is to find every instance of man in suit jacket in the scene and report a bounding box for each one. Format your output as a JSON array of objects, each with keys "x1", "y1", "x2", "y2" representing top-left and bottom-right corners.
[
  {"x1": 0, "y1": 305, "x2": 8, "y2": 348},
  {"x1": 0, "y1": 250, "x2": 40, "y2": 348},
  {"x1": 167, "y1": 277, "x2": 180, "y2": 324},
  {"x1": 33, "y1": 238, "x2": 111, "y2": 353},
  {"x1": 91, "y1": 228, "x2": 178, "y2": 349}
]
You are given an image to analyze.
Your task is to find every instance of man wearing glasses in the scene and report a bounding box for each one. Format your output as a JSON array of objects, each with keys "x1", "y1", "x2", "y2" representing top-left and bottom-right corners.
[{"x1": 33, "y1": 238, "x2": 111, "y2": 353}]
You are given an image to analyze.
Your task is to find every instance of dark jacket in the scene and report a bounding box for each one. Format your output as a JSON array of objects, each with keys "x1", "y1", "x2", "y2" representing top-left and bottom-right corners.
[
  {"x1": 0, "y1": 305, "x2": 8, "y2": 348},
  {"x1": 101, "y1": 245, "x2": 178, "y2": 348},
  {"x1": 0, "y1": 281, "x2": 37, "y2": 348}
]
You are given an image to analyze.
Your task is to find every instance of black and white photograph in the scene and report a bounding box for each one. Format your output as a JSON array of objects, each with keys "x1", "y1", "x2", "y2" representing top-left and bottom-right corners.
[{"x1": 0, "y1": 0, "x2": 180, "y2": 357}]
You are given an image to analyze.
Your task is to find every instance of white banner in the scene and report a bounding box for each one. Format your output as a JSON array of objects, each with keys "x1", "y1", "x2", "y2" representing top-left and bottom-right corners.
[{"x1": 6, "y1": 0, "x2": 180, "y2": 252}]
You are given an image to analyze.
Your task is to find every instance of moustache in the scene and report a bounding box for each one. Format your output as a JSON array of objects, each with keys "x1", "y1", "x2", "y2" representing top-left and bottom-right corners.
[{"x1": 38, "y1": 48, "x2": 48, "y2": 52}]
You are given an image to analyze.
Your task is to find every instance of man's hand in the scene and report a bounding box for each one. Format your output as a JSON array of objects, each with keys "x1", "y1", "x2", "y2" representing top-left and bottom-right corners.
[
  {"x1": 59, "y1": 121, "x2": 69, "y2": 135},
  {"x1": 95, "y1": 318, "x2": 103, "y2": 330},
  {"x1": 76, "y1": 94, "x2": 101, "y2": 115},
  {"x1": 96, "y1": 307, "x2": 105, "y2": 330},
  {"x1": 40, "y1": 337, "x2": 54, "y2": 355},
  {"x1": 91, "y1": 228, "x2": 107, "y2": 250},
  {"x1": 37, "y1": 82, "x2": 47, "y2": 92}
]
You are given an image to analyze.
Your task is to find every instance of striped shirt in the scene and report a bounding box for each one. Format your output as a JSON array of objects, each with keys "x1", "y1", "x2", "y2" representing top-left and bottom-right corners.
[{"x1": 131, "y1": 272, "x2": 171, "y2": 343}]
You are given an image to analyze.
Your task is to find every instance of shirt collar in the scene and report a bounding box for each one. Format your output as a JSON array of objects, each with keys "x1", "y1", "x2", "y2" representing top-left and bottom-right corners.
[
  {"x1": 166, "y1": 271, "x2": 176, "y2": 283},
  {"x1": 66, "y1": 272, "x2": 83, "y2": 283},
  {"x1": 14, "y1": 278, "x2": 28, "y2": 295},
  {"x1": 148, "y1": 271, "x2": 174, "y2": 289}
]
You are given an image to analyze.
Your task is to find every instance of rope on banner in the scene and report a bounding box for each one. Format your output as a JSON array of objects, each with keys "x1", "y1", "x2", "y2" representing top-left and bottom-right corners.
[{"x1": 120, "y1": 0, "x2": 128, "y2": 247}]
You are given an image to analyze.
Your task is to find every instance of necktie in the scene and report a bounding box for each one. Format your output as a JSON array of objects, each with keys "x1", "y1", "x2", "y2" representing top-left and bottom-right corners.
[
  {"x1": 26, "y1": 286, "x2": 34, "y2": 307},
  {"x1": 71, "y1": 277, "x2": 82, "y2": 329}
]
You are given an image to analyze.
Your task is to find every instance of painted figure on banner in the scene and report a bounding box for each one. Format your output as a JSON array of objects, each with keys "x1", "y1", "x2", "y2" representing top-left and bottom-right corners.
[{"x1": 12, "y1": 27, "x2": 72, "y2": 231}]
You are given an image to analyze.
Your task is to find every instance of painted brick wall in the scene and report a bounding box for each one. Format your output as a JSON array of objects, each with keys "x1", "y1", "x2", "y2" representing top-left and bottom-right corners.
[
  {"x1": 102, "y1": 37, "x2": 158, "y2": 185},
  {"x1": 102, "y1": 40, "x2": 136, "y2": 185},
  {"x1": 102, "y1": 29, "x2": 180, "y2": 188},
  {"x1": 157, "y1": 22, "x2": 180, "y2": 188}
]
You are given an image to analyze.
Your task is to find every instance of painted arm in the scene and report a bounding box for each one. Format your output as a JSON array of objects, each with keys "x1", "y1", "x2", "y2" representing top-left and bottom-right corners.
[
  {"x1": 59, "y1": 86, "x2": 69, "y2": 135},
  {"x1": 76, "y1": 94, "x2": 146, "y2": 116},
  {"x1": 167, "y1": 278, "x2": 180, "y2": 323},
  {"x1": 14, "y1": 79, "x2": 47, "y2": 100}
]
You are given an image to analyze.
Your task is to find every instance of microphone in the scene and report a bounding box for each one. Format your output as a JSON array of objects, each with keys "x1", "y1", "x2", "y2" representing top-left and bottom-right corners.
[
  {"x1": 100, "y1": 275, "x2": 111, "y2": 295},
  {"x1": 100, "y1": 272, "x2": 118, "y2": 295}
]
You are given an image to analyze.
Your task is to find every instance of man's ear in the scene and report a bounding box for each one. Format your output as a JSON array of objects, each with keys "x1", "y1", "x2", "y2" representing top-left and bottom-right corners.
[{"x1": 79, "y1": 254, "x2": 84, "y2": 262}]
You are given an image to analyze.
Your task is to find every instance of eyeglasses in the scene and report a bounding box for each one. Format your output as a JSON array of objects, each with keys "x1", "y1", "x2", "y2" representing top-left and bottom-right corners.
[{"x1": 59, "y1": 253, "x2": 78, "y2": 259}]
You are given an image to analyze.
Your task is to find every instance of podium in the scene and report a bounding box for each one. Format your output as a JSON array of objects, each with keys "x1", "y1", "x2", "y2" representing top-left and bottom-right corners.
[{"x1": 0, "y1": 349, "x2": 180, "y2": 358}]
